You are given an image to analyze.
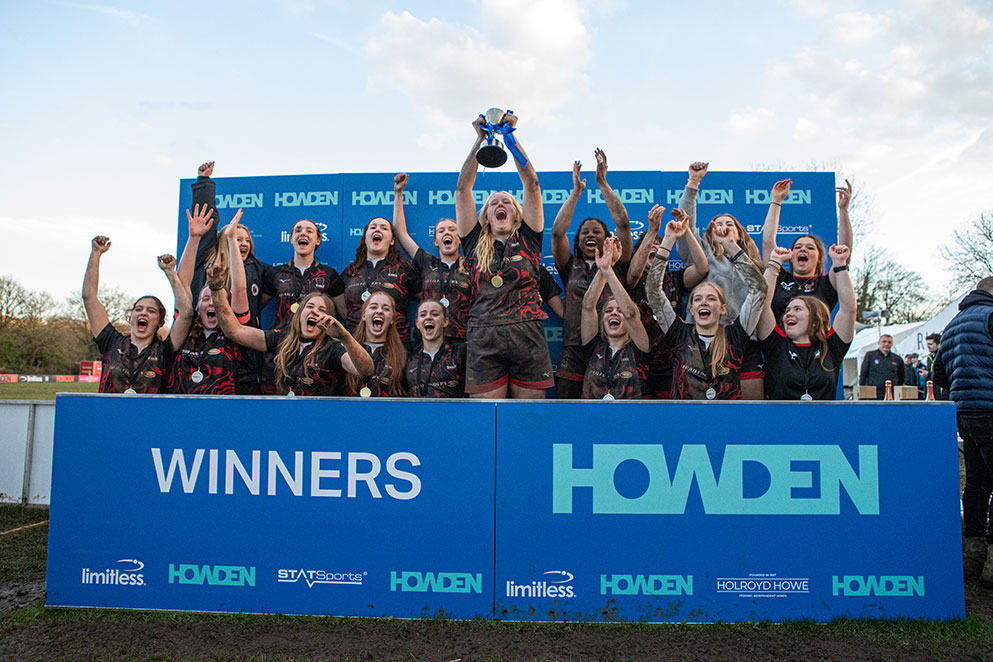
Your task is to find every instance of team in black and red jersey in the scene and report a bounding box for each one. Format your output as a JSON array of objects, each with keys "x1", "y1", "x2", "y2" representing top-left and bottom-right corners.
[{"x1": 82, "y1": 114, "x2": 862, "y2": 401}]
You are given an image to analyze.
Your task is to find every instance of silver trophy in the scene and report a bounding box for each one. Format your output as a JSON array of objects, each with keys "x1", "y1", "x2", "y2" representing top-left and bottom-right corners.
[{"x1": 476, "y1": 107, "x2": 508, "y2": 168}]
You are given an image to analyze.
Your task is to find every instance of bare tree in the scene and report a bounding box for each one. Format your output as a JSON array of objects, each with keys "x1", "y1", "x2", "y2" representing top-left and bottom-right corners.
[
  {"x1": 852, "y1": 245, "x2": 937, "y2": 324},
  {"x1": 0, "y1": 275, "x2": 30, "y2": 330},
  {"x1": 940, "y1": 210, "x2": 993, "y2": 291}
]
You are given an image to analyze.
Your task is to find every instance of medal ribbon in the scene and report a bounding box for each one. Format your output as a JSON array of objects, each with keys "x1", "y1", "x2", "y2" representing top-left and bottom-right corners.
[{"x1": 478, "y1": 109, "x2": 528, "y2": 168}]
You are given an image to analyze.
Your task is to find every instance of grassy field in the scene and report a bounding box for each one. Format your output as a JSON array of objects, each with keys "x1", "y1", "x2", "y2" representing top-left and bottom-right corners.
[
  {"x1": 0, "y1": 382, "x2": 98, "y2": 401},
  {"x1": 2, "y1": 504, "x2": 992, "y2": 661}
]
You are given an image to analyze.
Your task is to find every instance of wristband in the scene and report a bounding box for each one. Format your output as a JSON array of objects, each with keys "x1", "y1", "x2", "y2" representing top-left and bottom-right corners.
[
  {"x1": 832, "y1": 264, "x2": 849, "y2": 273},
  {"x1": 730, "y1": 249, "x2": 745, "y2": 263},
  {"x1": 767, "y1": 261, "x2": 782, "y2": 270},
  {"x1": 770, "y1": 201, "x2": 782, "y2": 207}
]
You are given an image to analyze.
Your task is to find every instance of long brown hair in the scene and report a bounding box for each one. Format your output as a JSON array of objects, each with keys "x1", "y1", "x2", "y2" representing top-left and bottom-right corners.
[
  {"x1": 788, "y1": 295, "x2": 832, "y2": 369},
  {"x1": 690, "y1": 282, "x2": 730, "y2": 377},
  {"x1": 704, "y1": 214, "x2": 762, "y2": 270},
  {"x1": 345, "y1": 293, "x2": 407, "y2": 396},
  {"x1": 273, "y1": 292, "x2": 335, "y2": 392},
  {"x1": 474, "y1": 193, "x2": 525, "y2": 274},
  {"x1": 344, "y1": 217, "x2": 404, "y2": 276}
]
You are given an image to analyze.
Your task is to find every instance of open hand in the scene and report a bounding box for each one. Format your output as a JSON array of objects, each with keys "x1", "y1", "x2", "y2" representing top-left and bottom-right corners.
[
  {"x1": 186, "y1": 203, "x2": 215, "y2": 238},
  {"x1": 836, "y1": 179, "x2": 852, "y2": 210},
  {"x1": 771, "y1": 179, "x2": 792, "y2": 204},
  {"x1": 572, "y1": 160, "x2": 586, "y2": 193}
]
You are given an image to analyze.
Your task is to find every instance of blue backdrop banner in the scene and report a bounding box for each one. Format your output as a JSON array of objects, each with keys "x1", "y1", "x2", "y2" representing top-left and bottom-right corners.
[
  {"x1": 177, "y1": 169, "x2": 838, "y2": 373},
  {"x1": 49, "y1": 396, "x2": 961, "y2": 621}
]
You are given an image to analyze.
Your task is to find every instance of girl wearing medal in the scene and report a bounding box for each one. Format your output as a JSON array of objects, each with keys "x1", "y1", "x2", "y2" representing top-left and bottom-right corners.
[
  {"x1": 647, "y1": 213, "x2": 768, "y2": 401},
  {"x1": 761, "y1": 178, "x2": 855, "y2": 320},
  {"x1": 341, "y1": 216, "x2": 420, "y2": 344},
  {"x1": 455, "y1": 110, "x2": 554, "y2": 398},
  {"x1": 673, "y1": 162, "x2": 769, "y2": 400},
  {"x1": 405, "y1": 299, "x2": 467, "y2": 398},
  {"x1": 756, "y1": 244, "x2": 856, "y2": 400},
  {"x1": 208, "y1": 262, "x2": 372, "y2": 396},
  {"x1": 550, "y1": 151, "x2": 634, "y2": 399},
  {"x1": 579, "y1": 237, "x2": 650, "y2": 400},
  {"x1": 391, "y1": 172, "x2": 471, "y2": 342},
  {"x1": 168, "y1": 283, "x2": 257, "y2": 395},
  {"x1": 344, "y1": 291, "x2": 408, "y2": 397},
  {"x1": 83, "y1": 237, "x2": 193, "y2": 394},
  {"x1": 261, "y1": 218, "x2": 346, "y2": 331}
]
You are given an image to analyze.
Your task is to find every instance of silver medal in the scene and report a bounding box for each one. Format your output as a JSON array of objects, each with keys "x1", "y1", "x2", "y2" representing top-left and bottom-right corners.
[
  {"x1": 123, "y1": 388, "x2": 137, "y2": 395},
  {"x1": 191, "y1": 370, "x2": 204, "y2": 384},
  {"x1": 361, "y1": 290, "x2": 371, "y2": 302},
  {"x1": 440, "y1": 297, "x2": 450, "y2": 308},
  {"x1": 705, "y1": 387, "x2": 717, "y2": 400},
  {"x1": 800, "y1": 393, "x2": 813, "y2": 402},
  {"x1": 359, "y1": 386, "x2": 372, "y2": 397},
  {"x1": 602, "y1": 393, "x2": 615, "y2": 400},
  {"x1": 287, "y1": 390, "x2": 295, "y2": 397}
]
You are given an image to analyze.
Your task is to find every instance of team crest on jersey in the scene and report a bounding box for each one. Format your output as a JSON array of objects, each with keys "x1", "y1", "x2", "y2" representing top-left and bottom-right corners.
[
  {"x1": 780, "y1": 282, "x2": 796, "y2": 291},
  {"x1": 314, "y1": 278, "x2": 326, "y2": 289},
  {"x1": 143, "y1": 370, "x2": 157, "y2": 378}
]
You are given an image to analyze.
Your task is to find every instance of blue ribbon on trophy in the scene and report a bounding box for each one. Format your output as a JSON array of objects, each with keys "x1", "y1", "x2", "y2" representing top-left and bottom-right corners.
[{"x1": 476, "y1": 108, "x2": 529, "y2": 169}]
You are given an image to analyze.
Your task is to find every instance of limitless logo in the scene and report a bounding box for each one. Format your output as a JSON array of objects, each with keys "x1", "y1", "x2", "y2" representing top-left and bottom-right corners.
[
  {"x1": 277, "y1": 569, "x2": 365, "y2": 588},
  {"x1": 505, "y1": 570, "x2": 576, "y2": 598},
  {"x1": 601, "y1": 574, "x2": 692, "y2": 596},
  {"x1": 552, "y1": 443, "x2": 879, "y2": 515},
  {"x1": 390, "y1": 571, "x2": 482, "y2": 593},
  {"x1": 833, "y1": 575, "x2": 923, "y2": 597},
  {"x1": 81, "y1": 559, "x2": 145, "y2": 586},
  {"x1": 168, "y1": 564, "x2": 256, "y2": 587}
]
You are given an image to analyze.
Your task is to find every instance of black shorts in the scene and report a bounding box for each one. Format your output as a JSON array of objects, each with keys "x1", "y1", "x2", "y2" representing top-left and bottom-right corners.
[
  {"x1": 466, "y1": 320, "x2": 554, "y2": 393},
  {"x1": 741, "y1": 338, "x2": 765, "y2": 381},
  {"x1": 556, "y1": 344, "x2": 587, "y2": 383}
]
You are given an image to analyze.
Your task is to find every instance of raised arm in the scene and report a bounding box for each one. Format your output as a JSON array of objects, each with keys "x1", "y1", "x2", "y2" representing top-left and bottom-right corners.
[
  {"x1": 602, "y1": 238, "x2": 648, "y2": 352},
  {"x1": 626, "y1": 204, "x2": 664, "y2": 289},
  {"x1": 829, "y1": 244, "x2": 856, "y2": 343},
  {"x1": 82, "y1": 236, "x2": 111, "y2": 337},
  {"x1": 675, "y1": 161, "x2": 707, "y2": 266},
  {"x1": 679, "y1": 209, "x2": 710, "y2": 288},
  {"x1": 830, "y1": 179, "x2": 854, "y2": 288},
  {"x1": 646, "y1": 218, "x2": 684, "y2": 333},
  {"x1": 177, "y1": 203, "x2": 215, "y2": 290},
  {"x1": 504, "y1": 112, "x2": 543, "y2": 232},
  {"x1": 207, "y1": 263, "x2": 267, "y2": 352},
  {"x1": 392, "y1": 173, "x2": 420, "y2": 258},
  {"x1": 757, "y1": 247, "x2": 793, "y2": 340},
  {"x1": 761, "y1": 179, "x2": 792, "y2": 260},
  {"x1": 316, "y1": 315, "x2": 374, "y2": 378},
  {"x1": 551, "y1": 160, "x2": 585, "y2": 273},
  {"x1": 190, "y1": 161, "x2": 219, "y2": 274},
  {"x1": 159, "y1": 254, "x2": 193, "y2": 352},
  {"x1": 455, "y1": 117, "x2": 485, "y2": 237},
  {"x1": 595, "y1": 149, "x2": 633, "y2": 262},
  {"x1": 580, "y1": 270, "x2": 606, "y2": 346},
  {"x1": 222, "y1": 210, "x2": 250, "y2": 319},
  {"x1": 712, "y1": 225, "x2": 768, "y2": 335}
]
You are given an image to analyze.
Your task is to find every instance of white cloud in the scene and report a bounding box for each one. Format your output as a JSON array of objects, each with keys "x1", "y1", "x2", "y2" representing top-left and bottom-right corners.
[
  {"x1": 830, "y1": 11, "x2": 891, "y2": 44},
  {"x1": 793, "y1": 117, "x2": 817, "y2": 141},
  {"x1": 363, "y1": 1, "x2": 591, "y2": 134},
  {"x1": 725, "y1": 107, "x2": 774, "y2": 135}
]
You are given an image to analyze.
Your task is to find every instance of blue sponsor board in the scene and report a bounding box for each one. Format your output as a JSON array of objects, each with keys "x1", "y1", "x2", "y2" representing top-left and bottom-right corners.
[
  {"x1": 48, "y1": 397, "x2": 958, "y2": 621},
  {"x1": 494, "y1": 401, "x2": 963, "y2": 622},
  {"x1": 178, "y1": 170, "x2": 838, "y2": 374},
  {"x1": 47, "y1": 395, "x2": 494, "y2": 618}
]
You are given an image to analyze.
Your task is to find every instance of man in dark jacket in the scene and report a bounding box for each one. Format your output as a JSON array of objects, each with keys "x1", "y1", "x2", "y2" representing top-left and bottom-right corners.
[
  {"x1": 933, "y1": 277, "x2": 993, "y2": 586},
  {"x1": 859, "y1": 334, "x2": 905, "y2": 398}
]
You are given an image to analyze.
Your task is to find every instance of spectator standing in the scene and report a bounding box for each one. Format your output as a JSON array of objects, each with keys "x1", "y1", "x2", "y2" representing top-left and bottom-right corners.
[{"x1": 859, "y1": 334, "x2": 904, "y2": 399}]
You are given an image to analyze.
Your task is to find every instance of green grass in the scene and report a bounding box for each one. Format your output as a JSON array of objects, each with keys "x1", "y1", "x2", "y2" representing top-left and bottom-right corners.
[
  {"x1": 0, "y1": 382, "x2": 98, "y2": 401},
  {"x1": 0, "y1": 505, "x2": 50, "y2": 584}
]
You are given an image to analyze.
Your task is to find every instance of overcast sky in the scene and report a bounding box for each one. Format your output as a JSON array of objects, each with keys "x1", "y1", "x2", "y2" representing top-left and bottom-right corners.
[{"x1": 1, "y1": 0, "x2": 990, "y2": 310}]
